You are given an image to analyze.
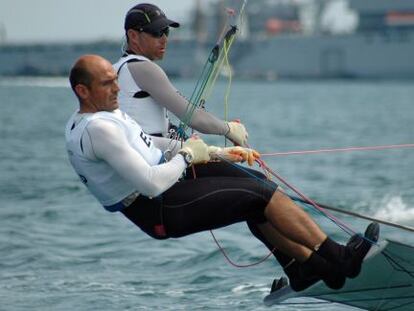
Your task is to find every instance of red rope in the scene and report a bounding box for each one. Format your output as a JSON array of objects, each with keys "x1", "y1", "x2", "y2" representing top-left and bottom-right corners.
[
  {"x1": 255, "y1": 142, "x2": 414, "y2": 233},
  {"x1": 210, "y1": 230, "x2": 276, "y2": 268},
  {"x1": 191, "y1": 163, "x2": 276, "y2": 268},
  {"x1": 256, "y1": 158, "x2": 356, "y2": 236},
  {"x1": 187, "y1": 141, "x2": 414, "y2": 267}
]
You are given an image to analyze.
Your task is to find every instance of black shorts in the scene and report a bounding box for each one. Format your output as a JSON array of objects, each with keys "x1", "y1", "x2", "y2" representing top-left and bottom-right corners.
[{"x1": 121, "y1": 162, "x2": 278, "y2": 239}]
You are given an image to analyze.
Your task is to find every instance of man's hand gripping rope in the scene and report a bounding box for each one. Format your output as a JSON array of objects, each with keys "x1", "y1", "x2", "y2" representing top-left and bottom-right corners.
[
  {"x1": 179, "y1": 135, "x2": 210, "y2": 165},
  {"x1": 208, "y1": 145, "x2": 260, "y2": 166},
  {"x1": 179, "y1": 135, "x2": 260, "y2": 166}
]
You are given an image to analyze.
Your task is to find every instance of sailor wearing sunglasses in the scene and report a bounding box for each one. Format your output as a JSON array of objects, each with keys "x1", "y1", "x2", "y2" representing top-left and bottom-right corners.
[
  {"x1": 113, "y1": 3, "x2": 249, "y2": 148},
  {"x1": 110, "y1": 4, "x2": 379, "y2": 292}
]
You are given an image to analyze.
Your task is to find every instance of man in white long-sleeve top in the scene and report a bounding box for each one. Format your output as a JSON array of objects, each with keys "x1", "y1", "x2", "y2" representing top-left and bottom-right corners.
[{"x1": 65, "y1": 54, "x2": 379, "y2": 293}]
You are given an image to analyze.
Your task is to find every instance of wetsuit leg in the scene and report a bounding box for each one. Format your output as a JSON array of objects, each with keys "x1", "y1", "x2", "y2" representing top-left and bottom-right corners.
[
  {"x1": 121, "y1": 162, "x2": 273, "y2": 239},
  {"x1": 123, "y1": 161, "x2": 296, "y2": 279},
  {"x1": 188, "y1": 162, "x2": 295, "y2": 268},
  {"x1": 122, "y1": 195, "x2": 167, "y2": 239},
  {"x1": 161, "y1": 176, "x2": 275, "y2": 238}
]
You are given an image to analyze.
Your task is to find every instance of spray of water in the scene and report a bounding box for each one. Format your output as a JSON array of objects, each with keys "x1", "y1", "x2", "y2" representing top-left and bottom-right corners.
[{"x1": 373, "y1": 195, "x2": 414, "y2": 223}]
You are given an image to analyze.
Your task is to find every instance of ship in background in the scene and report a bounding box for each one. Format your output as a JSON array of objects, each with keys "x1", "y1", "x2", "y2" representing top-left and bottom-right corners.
[
  {"x1": 166, "y1": 0, "x2": 414, "y2": 79},
  {"x1": 1, "y1": 0, "x2": 414, "y2": 79}
]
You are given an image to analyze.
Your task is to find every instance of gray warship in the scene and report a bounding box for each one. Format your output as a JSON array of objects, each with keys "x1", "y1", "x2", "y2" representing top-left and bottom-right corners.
[
  {"x1": 0, "y1": 0, "x2": 413, "y2": 79},
  {"x1": 166, "y1": 0, "x2": 414, "y2": 79}
]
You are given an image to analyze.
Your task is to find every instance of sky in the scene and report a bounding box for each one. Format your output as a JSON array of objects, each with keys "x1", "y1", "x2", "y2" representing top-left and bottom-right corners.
[
  {"x1": 0, "y1": 0, "x2": 355, "y2": 44},
  {"x1": 0, "y1": 0, "x2": 199, "y2": 44}
]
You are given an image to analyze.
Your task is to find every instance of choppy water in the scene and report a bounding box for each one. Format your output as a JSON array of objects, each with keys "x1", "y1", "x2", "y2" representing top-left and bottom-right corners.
[{"x1": 1, "y1": 77, "x2": 413, "y2": 310}]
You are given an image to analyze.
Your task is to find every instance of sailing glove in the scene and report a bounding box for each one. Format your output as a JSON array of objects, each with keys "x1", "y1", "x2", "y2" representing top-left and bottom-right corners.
[
  {"x1": 208, "y1": 146, "x2": 260, "y2": 166},
  {"x1": 225, "y1": 121, "x2": 248, "y2": 146},
  {"x1": 179, "y1": 136, "x2": 210, "y2": 164}
]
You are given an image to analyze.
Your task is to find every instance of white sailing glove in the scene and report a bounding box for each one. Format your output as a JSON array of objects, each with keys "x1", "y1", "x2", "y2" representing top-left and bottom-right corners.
[
  {"x1": 179, "y1": 136, "x2": 210, "y2": 165},
  {"x1": 208, "y1": 146, "x2": 260, "y2": 166},
  {"x1": 225, "y1": 121, "x2": 248, "y2": 146}
]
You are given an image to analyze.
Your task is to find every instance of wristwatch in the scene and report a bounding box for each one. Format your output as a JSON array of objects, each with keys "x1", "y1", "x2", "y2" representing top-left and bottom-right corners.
[{"x1": 178, "y1": 150, "x2": 193, "y2": 166}]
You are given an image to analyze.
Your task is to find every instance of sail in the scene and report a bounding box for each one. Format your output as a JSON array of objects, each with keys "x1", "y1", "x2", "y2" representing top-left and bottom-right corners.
[{"x1": 264, "y1": 240, "x2": 414, "y2": 310}]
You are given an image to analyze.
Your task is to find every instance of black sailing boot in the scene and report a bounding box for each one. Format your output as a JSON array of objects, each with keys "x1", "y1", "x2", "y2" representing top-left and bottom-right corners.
[
  {"x1": 301, "y1": 252, "x2": 346, "y2": 290},
  {"x1": 247, "y1": 222, "x2": 322, "y2": 291},
  {"x1": 315, "y1": 222, "x2": 380, "y2": 278},
  {"x1": 283, "y1": 259, "x2": 321, "y2": 291},
  {"x1": 341, "y1": 222, "x2": 380, "y2": 278}
]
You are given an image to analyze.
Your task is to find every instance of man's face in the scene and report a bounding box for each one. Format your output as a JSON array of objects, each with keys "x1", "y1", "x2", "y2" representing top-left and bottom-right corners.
[
  {"x1": 134, "y1": 29, "x2": 168, "y2": 60},
  {"x1": 88, "y1": 61, "x2": 120, "y2": 112}
]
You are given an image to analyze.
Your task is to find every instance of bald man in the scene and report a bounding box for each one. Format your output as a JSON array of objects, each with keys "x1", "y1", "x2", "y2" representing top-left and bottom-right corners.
[{"x1": 65, "y1": 55, "x2": 379, "y2": 292}]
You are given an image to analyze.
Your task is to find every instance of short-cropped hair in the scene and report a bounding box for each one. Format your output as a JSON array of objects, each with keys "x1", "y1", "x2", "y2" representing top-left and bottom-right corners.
[{"x1": 69, "y1": 63, "x2": 93, "y2": 92}]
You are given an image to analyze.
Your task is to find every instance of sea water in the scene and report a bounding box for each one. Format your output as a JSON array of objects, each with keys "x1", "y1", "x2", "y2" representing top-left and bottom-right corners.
[{"x1": 0, "y1": 77, "x2": 413, "y2": 310}]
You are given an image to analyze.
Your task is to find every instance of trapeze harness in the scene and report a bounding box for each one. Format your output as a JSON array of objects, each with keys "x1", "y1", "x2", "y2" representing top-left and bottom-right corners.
[
  {"x1": 113, "y1": 53, "x2": 229, "y2": 139},
  {"x1": 113, "y1": 54, "x2": 169, "y2": 137}
]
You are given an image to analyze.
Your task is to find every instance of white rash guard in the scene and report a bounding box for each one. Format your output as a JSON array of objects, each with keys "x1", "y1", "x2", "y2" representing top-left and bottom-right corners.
[
  {"x1": 113, "y1": 54, "x2": 229, "y2": 136},
  {"x1": 65, "y1": 109, "x2": 186, "y2": 211}
]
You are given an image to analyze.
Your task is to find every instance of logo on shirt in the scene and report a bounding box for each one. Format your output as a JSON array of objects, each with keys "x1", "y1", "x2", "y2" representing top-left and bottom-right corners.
[{"x1": 140, "y1": 131, "x2": 152, "y2": 147}]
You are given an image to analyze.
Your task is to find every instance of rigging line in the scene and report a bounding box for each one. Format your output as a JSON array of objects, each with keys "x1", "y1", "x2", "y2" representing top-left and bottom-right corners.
[
  {"x1": 387, "y1": 301, "x2": 414, "y2": 311},
  {"x1": 179, "y1": 37, "x2": 220, "y2": 134},
  {"x1": 223, "y1": 33, "x2": 235, "y2": 122},
  {"x1": 382, "y1": 251, "x2": 414, "y2": 278},
  {"x1": 304, "y1": 284, "x2": 413, "y2": 296},
  {"x1": 197, "y1": 13, "x2": 236, "y2": 99},
  {"x1": 289, "y1": 196, "x2": 414, "y2": 234},
  {"x1": 180, "y1": 58, "x2": 214, "y2": 133},
  {"x1": 178, "y1": 1, "x2": 248, "y2": 138},
  {"x1": 280, "y1": 295, "x2": 414, "y2": 307},
  {"x1": 255, "y1": 158, "x2": 357, "y2": 236},
  {"x1": 187, "y1": 11, "x2": 237, "y2": 114},
  {"x1": 261, "y1": 143, "x2": 414, "y2": 157},
  {"x1": 209, "y1": 230, "x2": 276, "y2": 268},
  {"x1": 261, "y1": 152, "x2": 414, "y2": 284},
  {"x1": 203, "y1": 1, "x2": 247, "y2": 102},
  {"x1": 312, "y1": 295, "x2": 414, "y2": 303},
  {"x1": 203, "y1": 25, "x2": 237, "y2": 103},
  {"x1": 274, "y1": 301, "x2": 336, "y2": 306},
  {"x1": 216, "y1": 155, "x2": 357, "y2": 238},
  {"x1": 190, "y1": 152, "x2": 276, "y2": 268},
  {"x1": 208, "y1": 155, "x2": 395, "y2": 267},
  {"x1": 259, "y1": 155, "x2": 414, "y2": 244},
  {"x1": 180, "y1": 22, "x2": 230, "y2": 132}
]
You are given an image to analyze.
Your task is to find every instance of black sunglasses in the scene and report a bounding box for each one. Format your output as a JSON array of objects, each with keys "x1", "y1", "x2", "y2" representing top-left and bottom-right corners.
[{"x1": 142, "y1": 27, "x2": 170, "y2": 38}]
